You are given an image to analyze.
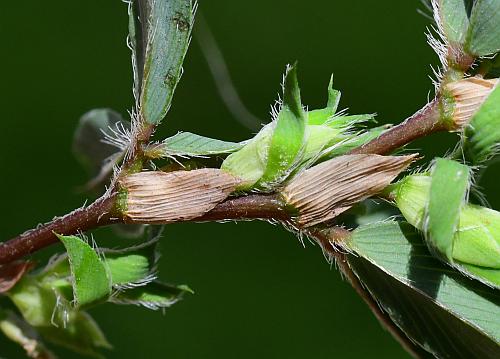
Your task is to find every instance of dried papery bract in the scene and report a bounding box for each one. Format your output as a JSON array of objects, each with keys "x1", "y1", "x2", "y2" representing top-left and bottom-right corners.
[
  {"x1": 446, "y1": 77, "x2": 499, "y2": 129},
  {"x1": 0, "y1": 262, "x2": 34, "y2": 293},
  {"x1": 282, "y1": 154, "x2": 416, "y2": 227},
  {"x1": 121, "y1": 169, "x2": 240, "y2": 224}
]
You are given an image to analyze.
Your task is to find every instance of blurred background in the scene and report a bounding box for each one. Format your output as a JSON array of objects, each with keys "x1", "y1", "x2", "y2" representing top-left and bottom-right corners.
[{"x1": 2, "y1": 0, "x2": 495, "y2": 358}]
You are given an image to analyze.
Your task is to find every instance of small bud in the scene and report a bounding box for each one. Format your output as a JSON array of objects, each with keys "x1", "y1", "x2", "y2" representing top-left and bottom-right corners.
[
  {"x1": 385, "y1": 174, "x2": 431, "y2": 230},
  {"x1": 222, "y1": 64, "x2": 307, "y2": 190},
  {"x1": 389, "y1": 174, "x2": 500, "y2": 269},
  {"x1": 121, "y1": 169, "x2": 240, "y2": 224},
  {"x1": 281, "y1": 154, "x2": 416, "y2": 227},
  {"x1": 454, "y1": 205, "x2": 500, "y2": 268},
  {"x1": 445, "y1": 77, "x2": 498, "y2": 129}
]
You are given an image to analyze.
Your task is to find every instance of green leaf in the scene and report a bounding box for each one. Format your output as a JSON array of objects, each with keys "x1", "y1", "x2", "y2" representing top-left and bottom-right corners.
[
  {"x1": 221, "y1": 124, "x2": 274, "y2": 189},
  {"x1": 307, "y1": 75, "x2": 341, "y2": 125},
  {"x1": 138, "y1": 0, "x2": 194, "y2": 125},
  {"x1": 346, "y1": 221, "x2": 500, "y2": 358},
  {"x1": 6, "y1": 271, "x2": 111, "y2": 357},
  {"x1": 389, "y1": 174, "x2": 500, "y2": 287},
  {"x1": 111, "y1": 281, "x2": 191, "y2": 310},
  {"x1": 7, "y1": 276, "x2": 58, "y2": 327},
  {"x1": 39, "y1": 311, "x2": 111, "y2": 358},
  {"x1": 57, "y1": 235, "x2": 111, "y2": 307},
  {"x1": 156, "y1": 131, "x2": 244, "y2": 157},
  {"x1": 299, "y1": 125, "x2": 343, "y2": 164},
  {"x1": 464, "y1": 84, "x2": 500, "y2": 163},
  {"x1": 452, "y1": 204, "x2": 500, "y2": 269},
  {"x1": 321, "y1": 125, "x2": 388, "y2": 160},
  {"x1": 104, "y1": 240, "x2": 159, "y2": 287},
  {"x1": 426, "y1": 158, "x2": 470, "y2": 260},
  {"x1": 258, "y1": 63, "x2": 307, "y2": 187},
  {"x1": 72, "y1": 108, "x2": 127, "y2": 176},
  {"x1": 465, "y1": 0, "x2": 500, "y2": 56},
  {"x1": 325, "y1": 113, "x2": 376, "y2": 128},
  {"x1": 438, "y1": 0, "x2": 470, "y2": 44},
  {"x1": 461, "y1": 262, "x2": 500, "y2": 285}
]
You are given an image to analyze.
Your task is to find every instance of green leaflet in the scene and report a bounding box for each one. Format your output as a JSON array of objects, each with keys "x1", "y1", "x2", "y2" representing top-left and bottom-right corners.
[
  {"x1": 346, "y1": 221, "x2": 500, "y2": 358},
  {"x1": 438, "y1": 0, "x2": 470, "y2": 45},
  {"x1": 7, "y1": 275, "x2": 111, "y2": 358},
  {"x1": 426, "y1": 158, "x2": 470, "y2": 260},
  {"x1": 156, "y1": 132, "x2": 244, "y2": 157},
  {"x1": 389, "y1": 173, "x2": 500, "y2": 287},
  {"x1": 293, "y1": 114, "x2": 377, "y2": 171},
  {"x1": 38, "y1": 311, "x2": 111, "y2": 358},
  {"x1": 57, "y1": 234, "x2": 111, "y2": 307},
  {"x1": 221, "y1": 64, "x2": 307, "y2": 190},
  {"x1": 461, "y1": 262, "x2": 500, "y2": 286},
  {"x1": 465, "y1": 0, "x2": 500, "y2": 56},
  {"x1": 111, "y1": 281, "x2": 192, "y2": 310},
  {"x1": 307, "y1": 75, "x2": 340, "y2": 125},
  {"x1": 221, "y1": 68, "x2": 380, "y2": 190},
  {"x1": 258, "y1": 64, "x2": 307, "y2": 187},
  {"x1": 453, "y1": 205, "x2": 500, "y2": 268},
  {"x1": 138, "y1": 0, "x2": 194, "y2": 125},
  {"x1": 7, "y1": 276, "x2": 59, "y2": 327},
  {"x1": 320, "y1": 124, "x2": 388, "y2": 160},
  {"x1": 325, "y1": 113, "x2": 375, "y2": 128},
  {"x1": 220, "y1": 124, "x2": 273, "y2": 189},
  {"x1": 464, "y1": 83, "x2": 500, "y2": 163},
  {"x1": 104, "y1": 240, "x2": 158, "y2": 286},
  {"x1": 300, "y1": 125, "x2": 343, "y2": 163}
]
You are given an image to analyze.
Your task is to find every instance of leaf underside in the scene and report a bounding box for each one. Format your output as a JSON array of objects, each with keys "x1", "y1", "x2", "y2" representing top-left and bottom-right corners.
[{"x1": 346, "y1": 221, "x2": 500, "y2": 359}]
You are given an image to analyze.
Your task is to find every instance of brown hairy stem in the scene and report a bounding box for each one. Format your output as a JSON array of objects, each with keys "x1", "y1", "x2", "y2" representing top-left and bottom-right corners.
[
  {"x1": 195, "y1": 194, "x2": 290, "y2": 222},
  {"x1": 0, "y1": 194, "x2": 289, "y2": 264},
  {"x1": 349, "y1": 98, "x2": 445, "y2": 155},
  {"x1": 0, "y1": 195, "x2": 119, "y2": 265},
  {"x1": 0, "y1": 99, "x2": 445, "y2": 264}
]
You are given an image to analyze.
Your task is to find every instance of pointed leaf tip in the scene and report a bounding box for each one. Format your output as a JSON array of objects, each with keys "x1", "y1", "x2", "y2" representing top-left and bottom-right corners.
[
  {"x1": 57, "y1": 234, "x2": 111, "y2": 307},
  {"x1": 258, "y1": 64, "x2": 307, "y2": 187}
]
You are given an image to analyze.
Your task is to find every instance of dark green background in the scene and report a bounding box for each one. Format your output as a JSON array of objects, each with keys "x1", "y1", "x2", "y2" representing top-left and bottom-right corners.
[{"x1": 1, "y1": 1, "x2": 497, "y2": 358}]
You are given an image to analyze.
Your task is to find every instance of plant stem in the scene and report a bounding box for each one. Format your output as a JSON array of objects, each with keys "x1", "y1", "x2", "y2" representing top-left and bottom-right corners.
[
  {"x1": 0, "y1": 194, "x2": 119, "y2": 265},
  {"x1": 0, "y1": 98, "x2": 446, "y2": 264},
  {"x1": 195, "y1": 194, "x2": 290, "y2": 222},
  {"x1": 349, "y1": 98, "x2": 445, "y2": 155}
]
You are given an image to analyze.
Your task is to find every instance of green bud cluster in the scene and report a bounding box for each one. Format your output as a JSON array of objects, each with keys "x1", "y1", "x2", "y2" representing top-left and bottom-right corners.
[
  {"x1": 221, "y1": 65, "x2": 380, "y2": 191},
  {"x1": 387, "y1": 168, "x2": 500, "y2": 288}
]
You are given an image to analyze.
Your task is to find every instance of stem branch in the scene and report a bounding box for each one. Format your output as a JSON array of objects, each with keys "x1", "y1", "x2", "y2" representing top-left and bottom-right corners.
[
  {"x1": 0, "y1": 195, "x2": 119, "y2": 265},
  {"x1": 0, "y1": 98, "x2": 445, "y2": 264},
  {"x1": 349, "y1": 98, "x2": 444, "y2": 155}
]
